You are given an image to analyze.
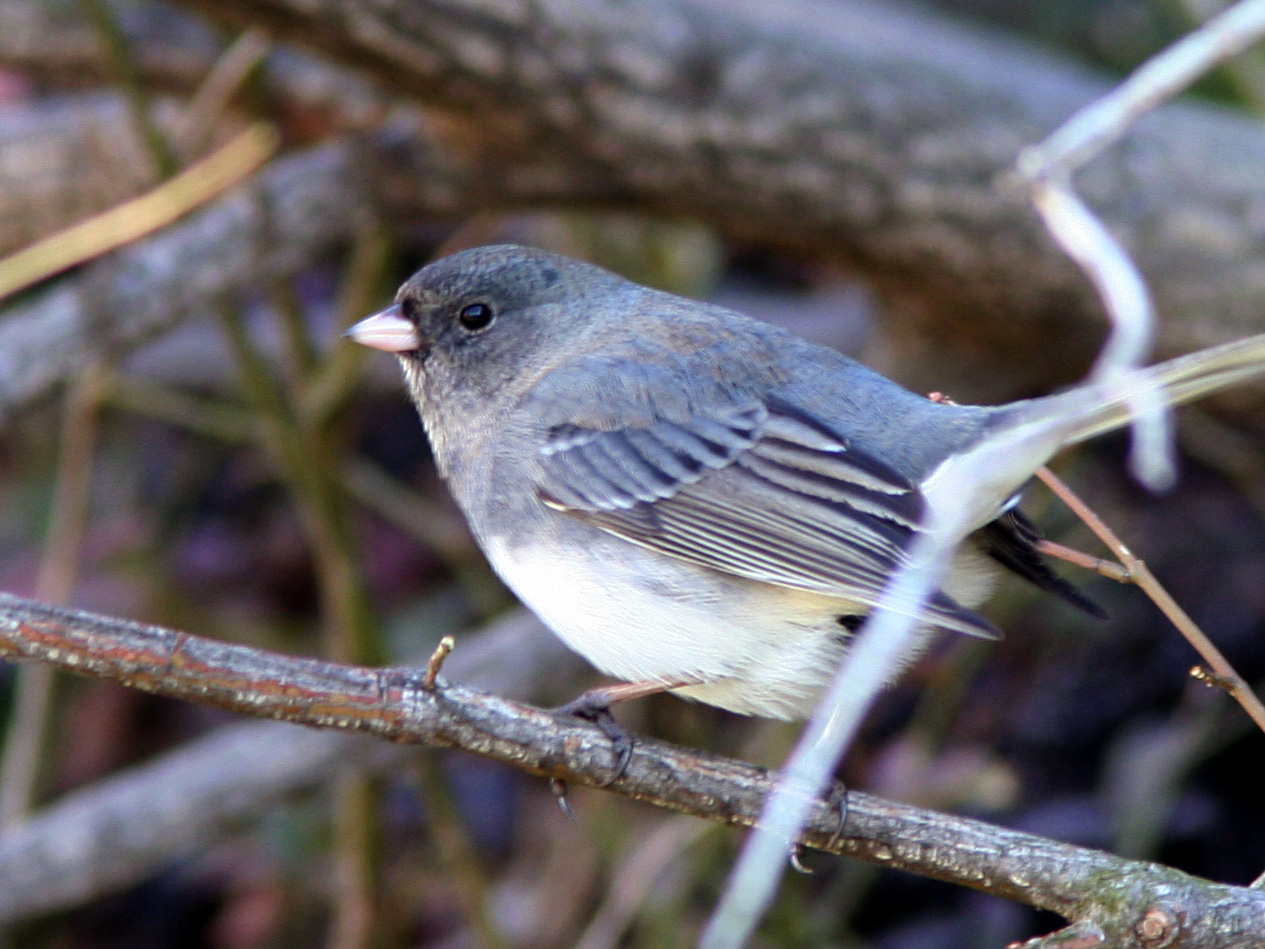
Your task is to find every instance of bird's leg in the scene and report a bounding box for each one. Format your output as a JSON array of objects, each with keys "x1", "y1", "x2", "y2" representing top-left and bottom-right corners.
[
  {"x1": 554, "y1": 677, "x2": 703, "y2": 787},
  {"x1": 824, "y1": 778, "x2": 850, "y2": 846},
  {"x1": 785, "y1": 780, "x2": 849, "y2": 872},
  {"x1": 788, "y1": 844, "x2": 813, "y2": 874}
]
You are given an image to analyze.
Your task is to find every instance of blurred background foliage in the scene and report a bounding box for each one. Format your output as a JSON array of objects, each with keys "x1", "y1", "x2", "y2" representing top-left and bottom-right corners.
[{"x1": 1, "y1": 0, "x2": 1264, "y2": 946}]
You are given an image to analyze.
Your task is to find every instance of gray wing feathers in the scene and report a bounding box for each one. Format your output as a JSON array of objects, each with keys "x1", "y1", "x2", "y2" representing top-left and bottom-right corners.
[
  {"x1": 539, "y1": 407, "x2": 759, "y2": 508},
  {"x1": 536, "y1": 400, "x2": 998, "y2": 639}
]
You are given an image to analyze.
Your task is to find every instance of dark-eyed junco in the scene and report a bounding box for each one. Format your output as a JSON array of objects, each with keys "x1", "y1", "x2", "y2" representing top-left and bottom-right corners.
[{"x1": 347, "y1": 244, "x2": 1265, "y2": 720}]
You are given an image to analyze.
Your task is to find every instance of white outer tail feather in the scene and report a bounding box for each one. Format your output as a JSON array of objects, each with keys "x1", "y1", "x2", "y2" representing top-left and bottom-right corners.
[{"x1": 1062, "y1": 331, "x2": 1265, "y2": 447}]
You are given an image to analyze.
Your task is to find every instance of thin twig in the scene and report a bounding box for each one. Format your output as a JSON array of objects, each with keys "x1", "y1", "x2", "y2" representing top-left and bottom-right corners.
[
  {"x1": 272, "y1": 278, "x2": 321, "y2": 382},
  {"x1": 574, "y1": 816, "x2": 711, "y2": 949},
  {"x1": 1035, "y1": 466, "x2": 1265, "y2": 734},
  {"x1": 338, "y1": 458, "x2": 510, "y2": 618},
  {"x1": 1034, "y1": 538, "x2": 1132, "y2": 583},
  {"x1": 1176, "y1": 0, "x2": 1265, "y2": 111},
  {"x1": 217, "y1": 303, "x2": 379, "y2": 664},
  {"x1": 1017, "y1": 0, "x2": 1265, "y2": 176},
  {"x1": 77, "y1": 0, "x2": 178, "y2": 177},
  {"x1": 702, "y1": 520, "x2": 958, "y2": 949},
  {"x1": 1015, "y1": 0, "x2": 1265, "y2": 496},
  {"x1": 300, "y1": 224, "x2": 394, "y2": 427},
  {"x1": 1026, "y1": 180, "x2": 1173, "y2": 490},
  {"x1": 329, "y1": 772, "x2": 379, "y2": 949},
  {"x1": 0, "y1": 363, "x2": 110, "y2": 833},
  {"x1": 175, "y1": 28, "x2": 272, "y2": 157},
  {"x1": 220, "y1": 233, "x2": 391, "y2": 947},
  {"x1": 107, "y1": 378, "x2": 254, "y2": 444},
  {"x1": 1189, "y1": 666, "x2": 1237, "y2": 691},
  {"x1": 412, "y1": 757, "x2": 510, "y2": 949},
  {"x1": 339, "y1": 457, "x2": 473, "y2": 560},
  {"x1": 220, "y1": 298, "x2": 385, "y2": 945},
  {"x1": 423, "y1": 636, "x2": 455, "y2": 690}
]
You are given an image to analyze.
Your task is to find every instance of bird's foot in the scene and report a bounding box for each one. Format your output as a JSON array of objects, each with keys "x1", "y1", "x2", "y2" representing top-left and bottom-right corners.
[
  {"x1": 555, "y1": 690, "x2": 636, "y2": 787},
  {"x1": 824, "y1": 778, "x2": 850, "y2": 847},
  {"x1": 786, "y1": 779, "x2": 849, "y2": 872}
]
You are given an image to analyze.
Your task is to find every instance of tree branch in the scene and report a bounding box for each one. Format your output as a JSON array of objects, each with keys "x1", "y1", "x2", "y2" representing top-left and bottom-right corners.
[
  {"x1": 0, "y1": 609, "x2": 577, "y2": 925},
  {"x1": 0, "y1": 0, "x2": 387, "y2": 135},
  {"x1": 161, "y1": 0, "x2": 1265, "y2": 398},
  {"x1": 8, "y1": 0, "x2": 1265, "y2": 405},
  {"x1": 0, "y1": 125, "x2": 625, "y2": 427},
  {"x1": 1, "y1": 593, "x2": 1263, "y2": 945}
]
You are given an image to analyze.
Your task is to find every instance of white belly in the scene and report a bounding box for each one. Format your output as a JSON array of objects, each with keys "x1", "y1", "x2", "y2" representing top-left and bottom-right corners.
[{"x1": 483, "y1": 532, "x2": 861, "y2": 719}]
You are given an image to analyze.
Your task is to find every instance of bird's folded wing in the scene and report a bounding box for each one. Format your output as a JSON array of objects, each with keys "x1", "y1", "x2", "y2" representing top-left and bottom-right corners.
[{"x1": 535, "y1": 395, "x2": 998, "y2": 639}]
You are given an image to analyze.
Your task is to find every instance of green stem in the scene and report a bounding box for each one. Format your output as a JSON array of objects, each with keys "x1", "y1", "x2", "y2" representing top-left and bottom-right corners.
[
  {"x1": 220, "y1": 296, "x2": 385, "y2": 947},
  {"x1": 0, "y1": 364, "x2": 111, "y2": 831},
  {"x1": 108, "y1": 378, "x2": 254, "y2": 444},
  {"x1": 413, "y1": 758, "x2": 509, "y2": 949},
  {"x1": 302, "y1": 225, "x2": 394, "y2": 427},
  {"x1": 273, "y1": 278, "x2": 320, "y2": 382},
  {"x1": 77, "y1": 0, "x2": 179, "y2": 177},
  {"x1": 328, "y1": 773, "x2": 381, "y2": 949},
  {"x1": 339, "y1": 458, "x2": 508, "y2": 619},
  {"x1": 218, "y1": 304, "x2": 380, "y2": 664}
]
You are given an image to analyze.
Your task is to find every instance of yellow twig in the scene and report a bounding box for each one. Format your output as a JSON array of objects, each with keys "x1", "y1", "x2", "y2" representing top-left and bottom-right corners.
[
  {"x1": 0, "y1": 123, "x2": 278, "y2": 303},
  {"x1": 0, "y1": 363, "x2": 111, "y2": 832},
  {"x1": 423, "y1": 636, "x2": 456, "y2": 690}
]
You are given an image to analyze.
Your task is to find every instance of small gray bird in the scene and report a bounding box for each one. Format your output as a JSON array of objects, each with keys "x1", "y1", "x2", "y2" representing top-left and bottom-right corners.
[{"x1": 347, "y1": 244, "x2": 1265, "y2": 721}]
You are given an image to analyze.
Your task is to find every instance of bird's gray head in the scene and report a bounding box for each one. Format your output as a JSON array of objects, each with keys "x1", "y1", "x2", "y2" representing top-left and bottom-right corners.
[{"x1": 345, "y1": 244, "x2": 633, "y2": 460}]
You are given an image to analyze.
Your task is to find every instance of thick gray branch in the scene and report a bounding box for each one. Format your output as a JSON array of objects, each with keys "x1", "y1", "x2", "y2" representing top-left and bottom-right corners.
[
  {"x1": 163, "y1": 0, "x2": 1265, "y2": 397},
  {"x1": 0, "y1": 609, "x2": 576, "y2": 925},
  {"x1": 0, "y1": 124, "x2": 618, "y2": 427},
  {"x1": 8, "y1": 0, "x2": 1265, "y2": 414},
  {"x1": 1, "y1": 593, "x2": 1264, "y2": 946}
]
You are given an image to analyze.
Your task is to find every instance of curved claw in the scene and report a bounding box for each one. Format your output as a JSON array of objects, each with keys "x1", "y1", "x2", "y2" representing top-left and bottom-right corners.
[
  {"x1": 788, "y1": 843, "x2": 814, "y2": 875},
  {"x1": 556, "y1": 694, "x2": 635, "y2": 786},
  {"x1": 549, "y1": 778, "x2": 578, "y2": 820}
]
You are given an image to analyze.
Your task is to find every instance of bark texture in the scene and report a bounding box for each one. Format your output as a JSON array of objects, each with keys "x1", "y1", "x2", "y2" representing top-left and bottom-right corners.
[
  {"x1": 3, "y1": 592, "x2": 1265, "y2": 947},
  {"x1": 163, "y1": 0, "x2": 1265, "y2": 397}
]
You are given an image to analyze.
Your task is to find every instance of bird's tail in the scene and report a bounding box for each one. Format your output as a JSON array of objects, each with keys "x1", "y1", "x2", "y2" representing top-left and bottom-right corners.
[
  {"x1": 1057, "y1": 331, "x2": 1265, "y2": 447},
  {"x1": 949, "y1": 332, "x2": 1265, "y2": 531}
]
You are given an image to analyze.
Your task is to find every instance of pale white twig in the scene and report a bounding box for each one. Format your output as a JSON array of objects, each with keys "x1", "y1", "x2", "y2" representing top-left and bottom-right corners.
[
  {"x1": 1016, "y1": 0, "x2": 1265, "y2": 489},
  {"x1": 700, "y1": 453, "x2": 1004, "y2": 948},
  {"x1": 704, "y1": 380, "x2": 1097, "y2": 946},
  {"x1": 1018, "y1": 0, "x2": 1265, "y2": 176},
  {"x1": 1030, "y1": 180, "x2": 1174, "y2": 489}
]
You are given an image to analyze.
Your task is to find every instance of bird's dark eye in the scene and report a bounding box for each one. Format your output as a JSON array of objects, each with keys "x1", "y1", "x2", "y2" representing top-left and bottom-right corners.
[{"x1": 457, "y1": 302, "x2": 495, "y2": 332}]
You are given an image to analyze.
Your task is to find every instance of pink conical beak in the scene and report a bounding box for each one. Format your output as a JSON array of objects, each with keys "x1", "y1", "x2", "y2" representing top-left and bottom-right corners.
[{"x1": 344, "y1": 303, "x2": 422, "y2": 353}]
